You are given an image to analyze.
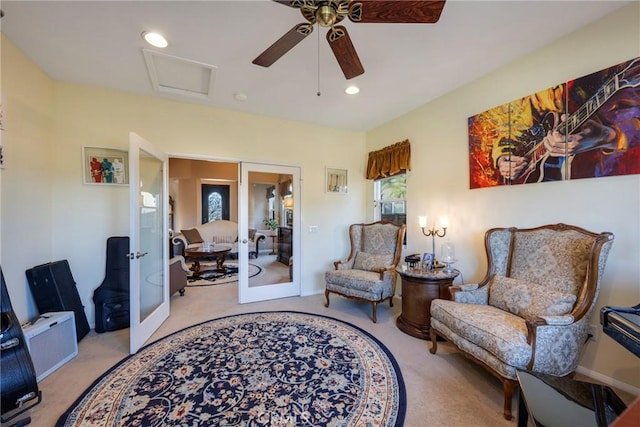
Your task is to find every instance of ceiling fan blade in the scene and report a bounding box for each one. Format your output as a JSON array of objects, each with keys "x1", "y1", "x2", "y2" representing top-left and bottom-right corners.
[
  {"x1": 272, "y1": 0, "x2": 305, "y2": 8},
  {"x1": 326, "y1": 26, "x2": 364, "y2": 80},
  {"x1": 349, "y1": 0, "x2": 446, "y2": 23},
  {"x1": 252, "y1": 23, "x2": 313, "y2": 67}
]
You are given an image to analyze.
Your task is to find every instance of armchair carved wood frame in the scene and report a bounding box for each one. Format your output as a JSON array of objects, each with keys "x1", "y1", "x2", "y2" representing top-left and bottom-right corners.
[
  {"x1": 324, "y1": 221, "x2": 407, "y2": 323},
  {"x1": 428, "y1": 223, "x2": 614, "y2": 420}
]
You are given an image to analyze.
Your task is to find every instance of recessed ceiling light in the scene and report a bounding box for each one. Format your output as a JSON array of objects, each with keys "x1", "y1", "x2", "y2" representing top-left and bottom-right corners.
[
  {"x1": 345, "y1": 85, "x2": 360, "y2": 95},
  {"x1": 142, "y1": 31, "x2": 168, "y2": 48},
  {"x1": 233, "y1": 92, "x2": 248, "y2": 101}
]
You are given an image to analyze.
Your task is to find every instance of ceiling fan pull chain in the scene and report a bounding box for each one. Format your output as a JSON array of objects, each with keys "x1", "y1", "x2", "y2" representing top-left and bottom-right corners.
[{"x1": 317, "y1": 22, "x2": 321, "y2": 97}]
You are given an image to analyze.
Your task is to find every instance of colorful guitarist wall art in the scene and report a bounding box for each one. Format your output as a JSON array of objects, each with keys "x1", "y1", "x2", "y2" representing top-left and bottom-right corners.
[{"x1": 468, "y1": 57, "x2": 640, "y2": 189}]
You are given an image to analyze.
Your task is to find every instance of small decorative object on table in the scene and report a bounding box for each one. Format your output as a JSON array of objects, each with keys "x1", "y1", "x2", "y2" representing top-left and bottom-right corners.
[
  {"x1": 404, "y1": 254, "x2": 421, "y2": 269},
  {"x1": 440, "y1": 241, "x2": 457, "y2": 274},
  {"x1": 421, "y1": 253, "x2": 434, "y2": 270}
]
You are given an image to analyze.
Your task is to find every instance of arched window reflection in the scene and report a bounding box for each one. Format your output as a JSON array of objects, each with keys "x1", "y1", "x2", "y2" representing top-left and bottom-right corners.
[{"x1": 208, "y1": 192, "x2": 222, "y2": 222}]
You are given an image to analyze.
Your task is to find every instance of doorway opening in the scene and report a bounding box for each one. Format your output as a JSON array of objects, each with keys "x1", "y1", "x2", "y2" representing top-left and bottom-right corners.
[{"x1": 168, "y1": 158, "x2": 299, "y2": 301}]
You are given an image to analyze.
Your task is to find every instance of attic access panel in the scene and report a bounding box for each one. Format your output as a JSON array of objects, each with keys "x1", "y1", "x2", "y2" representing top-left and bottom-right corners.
[{"x1": 143, "y1": 49, "x2": 217, "y2": 101}]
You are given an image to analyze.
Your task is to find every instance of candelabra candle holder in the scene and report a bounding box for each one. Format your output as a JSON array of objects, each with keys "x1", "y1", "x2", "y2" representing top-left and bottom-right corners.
[{"x1": 418, "y1": 216, "x2": 449, "y2": 270}]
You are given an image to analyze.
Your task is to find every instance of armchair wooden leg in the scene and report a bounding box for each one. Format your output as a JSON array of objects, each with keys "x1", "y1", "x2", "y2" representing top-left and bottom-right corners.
[
  {"x1": 389, "y1": 297, "x2": 394, "y2": 307},
  {"x1": 324, "y1": 290, "x2": 330, "y2": 308},
  {"x1": 502, "y1": 378, "x2": 516, "y2": 420},
  {"x1": 371, "y1": 302, "x2": 378, "y2": 323},
  {"x1": 429, "y1": 329, "x2": 438, "y2": 353}
]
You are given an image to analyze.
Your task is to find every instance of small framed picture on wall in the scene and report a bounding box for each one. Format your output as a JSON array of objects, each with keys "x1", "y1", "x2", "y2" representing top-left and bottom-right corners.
[
  {"x1": 82, "y1": 146, "x2": 129, "y2": 185},
  {"x1": 326, "y1": 167, "x2": 348, "y2": 193}
]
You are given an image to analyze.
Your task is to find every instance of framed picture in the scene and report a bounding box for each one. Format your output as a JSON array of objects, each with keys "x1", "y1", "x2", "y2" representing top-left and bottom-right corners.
[
  {"x1": 326, "y1": 167, "x2": 348, "y2": 193},
  {"x1": 422, "y1": 253, "x2": 434, "y2": 270},
  {"x1": 83, "y1": 146, "x2": 128, "y2": 185}
]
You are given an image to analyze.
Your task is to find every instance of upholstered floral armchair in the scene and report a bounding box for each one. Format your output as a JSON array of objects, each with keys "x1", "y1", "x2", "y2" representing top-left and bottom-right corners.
[
  {"x1": 429, "y1": 224, "x2": 614, "y2": 420},
  {"x1": 324, "y1": 221, "x2": 406, "y2": 323}
]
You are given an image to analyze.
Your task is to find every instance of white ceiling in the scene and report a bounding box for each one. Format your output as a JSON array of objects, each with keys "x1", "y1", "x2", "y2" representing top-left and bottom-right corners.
[{"x1": 0, "y1": 1, "x2": 630, "y2": 132}]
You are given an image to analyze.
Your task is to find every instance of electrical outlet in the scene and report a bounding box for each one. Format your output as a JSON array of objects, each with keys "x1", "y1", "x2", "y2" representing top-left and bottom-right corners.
[{"x1": 588, "y1": 325, "x2": 598, "y2": 342}]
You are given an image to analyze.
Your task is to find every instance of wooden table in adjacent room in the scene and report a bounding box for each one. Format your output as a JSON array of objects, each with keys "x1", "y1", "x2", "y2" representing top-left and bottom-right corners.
[
  {"x1": 184, "y1": 243, "x2": 233, "y2": 276},
  {"x1": 396, "y1": 266, "x2": 460, "y2": 340}
]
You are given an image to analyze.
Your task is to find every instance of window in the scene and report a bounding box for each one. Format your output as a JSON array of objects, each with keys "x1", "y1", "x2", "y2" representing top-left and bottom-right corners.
[
  {"x1": 375, "y1": 174, "x2": 406, "y2": 243},
  {"x1": 207, "y1": 192, "x2": 222, "y2": 222},
  {"x1": 201, "y1": 184, "x2": 230, "y2": 224}
]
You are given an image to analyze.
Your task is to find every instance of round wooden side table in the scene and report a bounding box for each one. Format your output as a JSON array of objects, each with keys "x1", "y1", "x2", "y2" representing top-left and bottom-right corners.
[{"x1": 396, "y1": 267, "x2": 460, "y2": 340}]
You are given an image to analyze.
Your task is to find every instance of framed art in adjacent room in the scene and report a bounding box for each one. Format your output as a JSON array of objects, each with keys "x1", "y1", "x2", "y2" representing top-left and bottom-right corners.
[
  {"x1": 326, "y1": 167, "x2": 348, "y2": 193},
  {"x1": 82, "y1": 146, "x2": 128, "y2": 185}
]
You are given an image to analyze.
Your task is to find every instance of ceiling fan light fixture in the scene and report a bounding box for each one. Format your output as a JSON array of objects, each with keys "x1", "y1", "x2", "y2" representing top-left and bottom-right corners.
[
  {"x1": 316, "y1": 5, "x2": 337, "y2": 27},
  {"x1": 142, "y1": 31, "x2": 168, "y2": 48},
  {"x1": 345, "y1": 85, "x2": 359, "y2": 95}
]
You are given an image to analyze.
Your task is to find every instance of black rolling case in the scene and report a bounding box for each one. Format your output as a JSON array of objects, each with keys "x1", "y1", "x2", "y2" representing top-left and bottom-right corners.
[
  {"x1": 93, "y1": 237, "x2": 130, "y2": 333},
  {"x1": 93, "y1": 289, "x2": 129, "y2": 333},
  {"x1": 1, "y1": 267, "x2": 41, "y2": 424},
  {"x1": 25, "y1": 260, "x2": 90, "y2": 342}
]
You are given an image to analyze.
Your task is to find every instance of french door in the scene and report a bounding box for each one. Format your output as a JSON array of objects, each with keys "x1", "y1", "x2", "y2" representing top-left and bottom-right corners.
[
  {"x1": 129, "y1": 132, "x2": 169, "y2": 354},
  {"x1": 238, "y1": 162, "x2": 300, "y2": 303}
]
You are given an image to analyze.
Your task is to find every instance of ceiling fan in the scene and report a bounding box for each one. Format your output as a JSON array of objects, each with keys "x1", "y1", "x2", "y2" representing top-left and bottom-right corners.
[{"x1": 252, "y1": 0, "x2": 447, "y2": 80}]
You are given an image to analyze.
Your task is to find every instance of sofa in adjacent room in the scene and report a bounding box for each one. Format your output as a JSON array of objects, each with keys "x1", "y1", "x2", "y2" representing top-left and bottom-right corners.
[{"x1": 172, "y1": 220, "x2": 265, "y2": 258}]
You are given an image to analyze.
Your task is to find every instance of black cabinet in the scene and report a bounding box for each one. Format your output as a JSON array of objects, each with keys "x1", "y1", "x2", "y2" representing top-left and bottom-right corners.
[{"x1": 277, "y1": 226, "x2": 292, "y2": 265}]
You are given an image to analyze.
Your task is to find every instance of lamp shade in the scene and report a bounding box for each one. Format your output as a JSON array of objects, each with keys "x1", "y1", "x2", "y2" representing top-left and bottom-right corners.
[{"x1": 284, "y1": 197, "x2": 294, "y2": 208}]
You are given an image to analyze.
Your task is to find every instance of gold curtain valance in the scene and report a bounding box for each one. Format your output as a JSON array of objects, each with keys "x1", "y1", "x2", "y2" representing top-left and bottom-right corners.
[{"x1": 366, "y1": 139, "x2": 411, "y2": 180}]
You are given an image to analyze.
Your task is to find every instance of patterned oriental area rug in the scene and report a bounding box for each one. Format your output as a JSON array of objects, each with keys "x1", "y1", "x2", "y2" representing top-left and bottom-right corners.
[
  {"x1": 56, "y1": 311, "x2": 406, "y2": 426},
  {"x1": 186, "y1": 261, "x2": 262, "y2": 287}
]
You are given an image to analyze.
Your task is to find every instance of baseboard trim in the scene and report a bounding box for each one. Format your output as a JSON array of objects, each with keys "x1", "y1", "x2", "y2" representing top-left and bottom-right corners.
[{"x1": 576, "y1": 366, "x2": 640, "y2": 396}]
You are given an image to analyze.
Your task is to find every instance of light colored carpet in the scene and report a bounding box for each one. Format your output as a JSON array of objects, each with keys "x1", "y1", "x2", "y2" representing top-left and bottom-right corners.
[
  {"x1": 27, "y1": 283, "x2": 516, "y2": 426},
  {"x1": 249, "y1": 253, "x2": 290, "y2": 287},
  {"x1": 186, "y1": 261, "x2": 261, "y2": 287}
]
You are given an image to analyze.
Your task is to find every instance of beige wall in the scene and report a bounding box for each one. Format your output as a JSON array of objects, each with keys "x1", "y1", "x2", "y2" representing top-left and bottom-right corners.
[
  {"x1": 0, "y1": 36, "x2": 54, "y2": 318},
  {"x1": 1, "y1": 2, "x2": 638, "y2": 395},
  {"x1": 366, "y1": 3, "x2": 640, "y2": 392},
  {"x1": 169, "y1": 159, "x2": 239, "y2": 229},
  {"x1": 168, "y1": 160, "x2": 279, "y2": 231},
  {"x1": 1, "y1": 33, "x2": 366, "y2": 328}
]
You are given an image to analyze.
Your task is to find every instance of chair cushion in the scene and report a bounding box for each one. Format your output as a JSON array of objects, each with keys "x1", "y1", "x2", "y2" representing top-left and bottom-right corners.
[
  {"x1": 325, "y1": 269, "x2": 393, "y2": 301},
  {"x1": 180, "y1": 228, "x2": 203, "y2": 244},
  {"x1": 489, "y1": 275, "x2": 577, "y2": 318},
  {"x1": 431, "y1": 299, "x2": 532, "y2": 368},
  {"x1": 353, "y1": 252, "x2": 393, "y2": 271}
]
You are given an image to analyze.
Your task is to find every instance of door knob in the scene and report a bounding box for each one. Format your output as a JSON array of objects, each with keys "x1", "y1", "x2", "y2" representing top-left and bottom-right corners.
[
  {"x1": 242, "y1": 239, "x2": 248, "y2": 244},
  {"x1": 135, "y1": 251, "x2": 148, "y2": 259}
]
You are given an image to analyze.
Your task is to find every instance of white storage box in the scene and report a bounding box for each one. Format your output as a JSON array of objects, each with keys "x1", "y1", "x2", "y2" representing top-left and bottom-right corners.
[{"x1": 22, "y1": 311, "x2": 78, "y2": 381}]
